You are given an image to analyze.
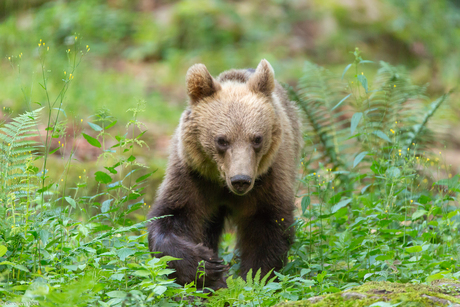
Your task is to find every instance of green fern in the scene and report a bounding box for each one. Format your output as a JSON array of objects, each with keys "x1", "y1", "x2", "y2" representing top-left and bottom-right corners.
[
  {"x1": 292, "y1": 60, "x2": 448, "y2": 177},
  {"x1": 0, "y1": 108, "x2": 42, "y2": 202}
]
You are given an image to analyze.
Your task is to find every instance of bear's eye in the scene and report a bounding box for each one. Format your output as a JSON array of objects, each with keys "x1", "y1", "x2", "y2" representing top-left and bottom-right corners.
[
  {"x1": 216, "y1": 137, "x2": 229, "y2": 150},
  {"x1": 252, "y1": 136, "x2": 263, "y2": 147}
]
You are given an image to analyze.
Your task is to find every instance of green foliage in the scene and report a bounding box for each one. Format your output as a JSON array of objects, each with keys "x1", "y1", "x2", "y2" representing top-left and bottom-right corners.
[
  {"x1": 0, "y1": 35, "x2": 457, "y2": 307},
  {"x1": 0, "y1": 107, "x2": 41, "y2": 201}
]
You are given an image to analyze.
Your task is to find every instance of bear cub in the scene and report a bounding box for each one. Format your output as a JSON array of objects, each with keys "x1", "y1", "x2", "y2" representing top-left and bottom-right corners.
[{"x1": 147, "y1": 59, "x2": 301, "y2": 289}]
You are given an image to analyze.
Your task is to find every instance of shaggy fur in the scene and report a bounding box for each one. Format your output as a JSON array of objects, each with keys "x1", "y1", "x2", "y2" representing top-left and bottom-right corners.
[{"x1": 147, "y1": 59, "x2": 301, "y2": 289}]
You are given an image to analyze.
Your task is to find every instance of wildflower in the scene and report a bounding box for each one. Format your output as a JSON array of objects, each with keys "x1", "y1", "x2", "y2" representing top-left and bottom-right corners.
[
  {"x1": 410, "y1": 200, "x2": 413, "y2": 203},
  {"x1": 62, "y1": 143, "x2": 64, "y2": 147},
  {"x1": 61, "y1": 179, "x2": 63, "y2": 182},
  {"x1": 8, "y1": 56, "x2": 10, "y2": 60},
  {"x1": 47, "y1": 46, "x2": 49, "y2": 51},
  {"x1": 449, "y1": 174, "x2": 452, "y2": 178},
  {"x1": 19, "y1": 54, "x2": 21, "y2": 58},
  {"x1": 75, "y1": 36, "x2": 77, "y2": 40},
  {"x1": 84, "y1": 169, "x2": 86, "y2": 172},
  {"x1": 427, "y1": 158, "x2": 430, "y2": 162},
  {"x1": 332, "y1": 187, "x2": 334, "y2": 189},
  {"x1": 416, "y1": 157, "x2": 419, "y2": 160},
  {"x1": 281, "y1": 218, "x2": 284, "y2": 221},
  {"x1": 407, "y1": 148, "x2": 409, "y2": 151},
  {"x1": 86, "y1": 45, "x2": 89, "y2": 49},
  {"x1": 394, "y1": 85, "x2": 396, "y2": 87},
  {"x1": 81, "y1": 119, "x2": 83, "y2": 122},
  {"x1": 64, "y1": 71, "x2": 66, "y2": 75},
  {"x1": 439, "y1": 152, "x2": 441, "y2": 155},
  {"x1": 399, "y1": 153, "x2": 401, "y2": 156},
  {"x1": 390, "y1": 129, "x2": 395, "y2": 134},
  {"x1": 79, "y1": 176, "x2": 81, "y2": 179},
  {"x1": 361, "y1": 72, "x2": 364, "y2": 75},
  {"x1": 43, "y1": 42, "x2": 45, "y2": 46},
  {"x1": 313, "y1": 173, "x2": 316, "y2": 175}
]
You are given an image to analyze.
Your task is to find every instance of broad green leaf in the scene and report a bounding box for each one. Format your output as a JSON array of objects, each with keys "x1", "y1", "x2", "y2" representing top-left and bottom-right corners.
[
  {"x1": 412, "y1": 209, "x2": 427, "y2": 220},
  {"x1": 426, "y1": 273, "x2": 444, "y2": 283},
  {"x1": 117, "y1": 248, "x2": 135, "y2": 261},
  {"x1": 331, "y1": 199, "x2": 352, "y2": 213},
  {"x1": 353, "y1": 151, "x2": 368, "y2": 168},
  {"x1": 65, "y1": 196, "x2": 76, "y2": 209},
  {"x1": 0, "y1": 261, "x2": 29, "y2": 272},
  {"x1": 88, "y1": 122, "x2": 103, "y2": 131},
  {"x1": 95, "y1": 171, "x2": 112, "y2": 184},
  {"x1": 386, "y1": 167, "x2": 400, "y2": 178},
  {"x1": 351, "y1": 112, "x2": 363, "y2": 135},
  {"x1": 406, "y1": 246, "x2": 422, "y2": 253},
  {"x1": 105, "y1": 120, "x2": 117, "y2": 130},
  {"x1": 136, "y1": 171, "x2": 155, "y2": 183},
  {"x1": 153, "y1": 285, "x2": 167, "y2": 296},
  {"x1": 82, "y1": 133, "x2": 101, "y2": 148},
  {"x1": 0, "y1": 245, "x2": 7, "y2": 257},
  {"x1": 301, "y1": 196, "x2": 310, "y2": 215},
  {"x1": 357, "y1": 74, "x2": 368, "y2": 93},
  {"x1": 372, "y1": 130, "x2": 392, "y2": 143},
  {"x1": 106, "y1": 291, "x2": 127, "y2": 298}
]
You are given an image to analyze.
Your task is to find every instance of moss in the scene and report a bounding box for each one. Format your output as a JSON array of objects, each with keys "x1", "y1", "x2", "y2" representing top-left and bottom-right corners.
[{"x1": 276, "y1": 281, "x2": 460, "y2": 307}]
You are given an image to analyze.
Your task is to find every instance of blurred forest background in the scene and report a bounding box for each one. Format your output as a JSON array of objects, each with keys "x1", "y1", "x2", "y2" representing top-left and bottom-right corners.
[{"x1": 1, "y1": 0, "x2": 460, "y2": 206}]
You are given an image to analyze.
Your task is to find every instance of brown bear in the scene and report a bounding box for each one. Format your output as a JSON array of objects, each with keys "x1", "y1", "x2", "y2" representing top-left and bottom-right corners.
[{"x1": 147, "y1": 59, "x2": 301, "y2": 289}]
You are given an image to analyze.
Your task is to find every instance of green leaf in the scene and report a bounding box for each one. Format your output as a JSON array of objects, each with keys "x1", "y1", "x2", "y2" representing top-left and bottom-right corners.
[
  {"x1": 0, "y1": 245, "x2": 7, "y2": 257},
  {"x1": 412, "y1": 209, "x2": 427, "y2": 220},
  {"x1": 447, "y1": 210, "x2": 459, "y2": 219},
  {"x1": 301, "y1": 196, "x2": 310, "y2": 215},
  {"x1": 153, "y1": 285, "x2": 167, "y2": 296},
  {"x1": 95, "y1": 171, "x2": 112, "y2": 184},
  {"x1": 406, "y1": 246, "x2": 422, "y2": 253},
  {"x1": 106, "y1": 291, "x2": 127, "y2": 298},
  {"x1": 65, "y1": 197, "x2": 76, "y2": 209},
  {"x1": 372, "y1": 130, "x2": 392, "y2": 143},
  {"x1": 353, "y1": 151, "x2": 368, "y2": 168},
  {"x1": 426, "y1": 273, "x2": 444, "y2": 283},
  {"x1": 341, "y1": 64, "x2": 352, "y2": 80},
  {"x1": 357, "y1": 74, "x2": 368, "y2": 93},
  {"x1": 0, "y1": 261, "x2": 29, "y2": 272},
  {"x1": 351, "y1": 112, "x2": 363, "y2": 135},
  {"x1": 136, "y1": 171, "x2": 155, "y2": 183},
  {"x1": 331, "y1": 199, "x2": 352, "y2": 213},
  {"x1": 386, "y1": 167, "x2": 401, "y2": 178},
  {"x1": 116, "y1": 248, "x2": 135, "y2": 261},
  {"x1": 331, "y1": 94, "x2": 351, "y2": 111},
  {"x1": 88, "y1": 122, "x2": 103, "y2": 131},
  {"x1": 82, "y1": 133, "x2": 101, "y2": 148},
  {"x1": 105, "y1": 120, "x2": 117, "y2": 130}
]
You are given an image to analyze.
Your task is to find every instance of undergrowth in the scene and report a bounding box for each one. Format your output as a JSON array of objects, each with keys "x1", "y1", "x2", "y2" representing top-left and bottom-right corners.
[{"x1": 0, "y1": 43, "x2": 457, "y2": 307}]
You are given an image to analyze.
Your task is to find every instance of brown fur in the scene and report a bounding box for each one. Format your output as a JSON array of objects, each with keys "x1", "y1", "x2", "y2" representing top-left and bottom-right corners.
[{"x1": 148, "y1": 59, "x2": 301, "y2": 289}]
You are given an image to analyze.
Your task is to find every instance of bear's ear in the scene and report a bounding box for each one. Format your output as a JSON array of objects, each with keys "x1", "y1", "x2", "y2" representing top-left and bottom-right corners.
[
  {"x1": 186, "y1": 64, "x2": 221, "y2": 104},
  {"x1": 247, "y1": 59, "x2": 275, "y2": 96}
]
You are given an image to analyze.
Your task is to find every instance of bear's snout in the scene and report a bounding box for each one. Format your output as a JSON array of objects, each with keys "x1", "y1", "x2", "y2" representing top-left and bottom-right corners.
[{"x1": 230, "y1": 175, "x2": 252, "y2": 195}]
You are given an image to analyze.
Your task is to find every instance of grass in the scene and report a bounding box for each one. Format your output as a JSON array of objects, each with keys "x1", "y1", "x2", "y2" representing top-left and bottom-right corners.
[{"x1": 0, "y1": 35, "x2": 458, "y2": 307}]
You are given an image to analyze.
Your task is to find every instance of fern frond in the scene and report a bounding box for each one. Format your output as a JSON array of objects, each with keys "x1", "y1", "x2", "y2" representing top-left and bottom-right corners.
[{"x1": 0, "y1": 108, "x2": 42, "y2": 201}]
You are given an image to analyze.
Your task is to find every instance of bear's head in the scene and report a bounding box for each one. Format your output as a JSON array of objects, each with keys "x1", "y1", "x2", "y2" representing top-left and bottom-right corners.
[{"x1": 181, "y1": 59, "x2": 283, "y2": 196}]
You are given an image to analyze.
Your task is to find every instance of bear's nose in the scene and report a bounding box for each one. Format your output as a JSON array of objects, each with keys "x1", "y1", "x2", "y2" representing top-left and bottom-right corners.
[{"x1": 230, "y1": 175, "x2": 252, "y2": 194}]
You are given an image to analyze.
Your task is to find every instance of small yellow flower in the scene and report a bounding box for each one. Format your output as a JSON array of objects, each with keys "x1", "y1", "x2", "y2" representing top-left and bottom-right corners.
[
  {"x1": 361, "y1": 72, "x2": 364, "y2": 75},
  {"x1": 427, "y1": 158, "x2": 430, "y2": 161},
  {"x1": 144, "y1": 203, "x2": 146, "y2": 206},
  {"x1": 399, "y1": 153, "x2": 401, "y2": 156},
  {"x1": 59, "y1": 141, "x2": 60, "y2": 144},
  {"x1": 19, "y1": 54, "x2": 21, "y2": 58},
  {"x1": 439, "y1": 152, "x2": 441, "y2": 155},
  {"x1": 87, "y1": 48, "x2": 90, "y2": 51},
  {"x1": 79, "y1": 176, "x2": 81, "y2": 179},
  {"x1": 390, "y1": 129, "x2": 395, "y2": 134},
  {"x1": 410, "y1": 200, "x2": 413, "y2": 203},
  {"x1": 47, "y1": 46, "x2": 49, "y2": 51},
  {"x1": 62, "y1": 143, "x2": 64, "y2": 147},
  {"x1": 75, "y1": 36, "x2": 77, "y2": 40},
  {"x1": 318, "y1": 175, "x2": 320, "y2": 177},
  {"x1": 64, "y1": 71, "x2": 66, "y2": 75},
  {"x1": 8, "y1": 143, "x2": 10, "y2": 146},
  {"x1": 449, "y1": 174, "x2": 452, "y2": 178},
  {"x1": 407, "y1": 148, "x2": 409, "y2": 151},
  {"x1": 8, "y1": 56, "x2": 10, "y2": 60},
  {"x1": 313, "y1": 173, "x2": 316, "y2": 175},
  {"x1": 423, "y1": 179, "x2": 428, "y2": 183},
  {"x1": 332, "y1": 187, "x2": 335, "y2": 189},
  {"x1": 61, "y1": 179, "x2": 63, "y2": 182},
  {"x1": 399, "y1": 149, "x2": 401, "y2": 152},
  {"x1": 281, "y1": 218, "x2": 284, "y2": 221},
  {"x1": 451, "y1": 258, "x2": 454, "y2": 260},
  {"x1": 385, "y1": 210, "x2": 388, "y2": 213},
  {"x1": 84, "y1": 169, "x2": 86, "y2": 172},
  {"x1": 394, "y1": 85, "x2": 396, "y2": 87},
  {"x1": 38, "y1": 43, "x2": 41, "y2": 47},
  {"x1": 43, "y1": 42, "x2": 45, "y2": 46},
  {"x1": 86, "y1": 45, "x2": 89, "y2": 49},
  {"x1": 68, "y1": 49, "x2": 70, "y2": 52}
]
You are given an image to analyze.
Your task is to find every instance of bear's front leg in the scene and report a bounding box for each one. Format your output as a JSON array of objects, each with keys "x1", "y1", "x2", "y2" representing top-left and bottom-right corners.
[
  {"x1": 236, "y1": 209, "x2": 294, "y2": 279},
  {"x1": 148, "y1": 204, "x2": 227, "y2": 289}
]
